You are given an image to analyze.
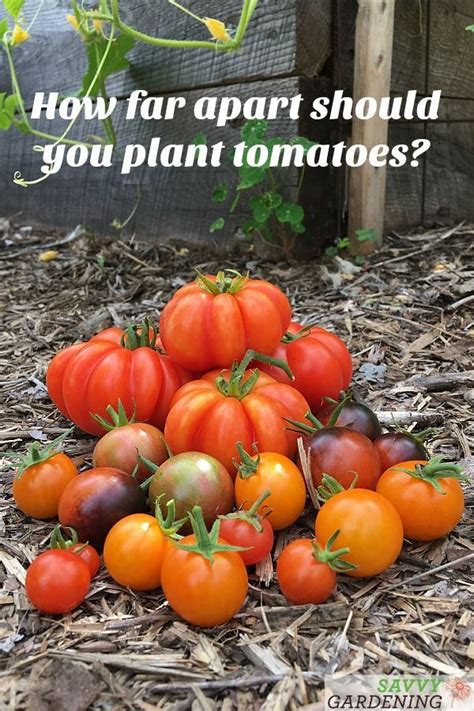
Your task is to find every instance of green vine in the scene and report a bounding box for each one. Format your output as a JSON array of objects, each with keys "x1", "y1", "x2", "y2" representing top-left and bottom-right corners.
[{"x1": 0, "y1": 0, "x2": 261, "y2": 186}]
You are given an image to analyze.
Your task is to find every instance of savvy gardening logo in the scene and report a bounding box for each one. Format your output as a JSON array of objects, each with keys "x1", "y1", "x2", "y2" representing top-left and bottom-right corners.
[{"x1": 325, "y1": 674, "x2": 472, "y2": 710}]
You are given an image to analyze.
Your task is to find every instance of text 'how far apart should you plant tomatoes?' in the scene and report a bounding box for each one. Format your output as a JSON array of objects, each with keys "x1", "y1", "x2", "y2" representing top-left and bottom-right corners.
[
  {"x1": 165, "y1": 351, "x2": 310, "y2": 476},
  {"x1": 46, "y1": 321, "x2": 191, "y2": 435},
  {"x1": 160, "y1": 270, "x2": 292, "y2": 371}
]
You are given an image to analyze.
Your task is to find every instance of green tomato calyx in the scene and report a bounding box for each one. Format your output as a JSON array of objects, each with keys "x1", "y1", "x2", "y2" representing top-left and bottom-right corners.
[
  {"x1": 154, "y1": 496, "x2": 188, "y2": 540},
  {"x1": 219, "y1": 488, "x2": 271, "y2": 532},
  {"x1": 9, "y1": 428, "x2": 74, "y2": 478},
  {"x1": 396, "y1": 456, "x2": 466, "y2": 494},
  {"x1": 214, "y1": 349, "x2": 294, "y2": 399},
  {"x1": 284, "y1": 396, "x2": 351, "y2": 436},
  {"x1": 313, "y1": 530, "x2": 357, "y2": 572},
  {"x1": 91, "y1": 398, "x2": 137, "y2": 431},
  {"x1": 120, "y1": 317, "x2": 158, "y2": 350},
  {"x1": 195, "y1": 269, "x2": 249, "y2": 296},
  {"x1": 175, "y1": 505, "x2": 248, "y2": 562},
  {"x1": 234, "y1": 441, "x2": 261, "y2": 479},
  {"x1": 317, "y1": 472, "x2": 359, "y2": 502}
]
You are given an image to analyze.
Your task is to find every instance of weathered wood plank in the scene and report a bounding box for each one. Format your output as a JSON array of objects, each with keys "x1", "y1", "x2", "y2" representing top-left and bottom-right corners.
[
  {"x1": 0, "y1": 0, "x2": 332, "y2": 107},
  {"x1": 0, "y1": 77, "x2": 334, "y2": 250},
  {"x1": 348, "y1": 0, "x2": 395, "y2": 251}
]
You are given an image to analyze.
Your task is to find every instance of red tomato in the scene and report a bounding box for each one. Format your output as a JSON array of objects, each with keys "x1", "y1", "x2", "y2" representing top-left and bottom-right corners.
[
  {"x1": 219, "y1": 504, "x2": 274, "y2": 566},
  {"x1": 259, "y1": 322, "x2": 352, "y2": 411},
  {"x1": 165, "y1": 368, "x2": 310, "y2": 476},
  {"x1": 104, "y1": 514, "x2": 167, "y2": 590},
  {"x1": 58, "y1": 467, "x2": 147, "y2": 549},
  {"x1": 46, "y1": 322, "x2": 191, "y2": 435},
  {"x1": 93, "y1": 420, "x2": 169, "y2": 483},
  {"x1": 13, "y1": 451, "x2": 78, "y2": 519},
  {"x1": 315, "y1": 489, "x2": 404, "y2": 577},
  {"x1": 161, "y1": 536, "x2": 248, "y2": 627},
  {"x1": 302, "y1": 427, "x2": 382, "y2": 490},
  {"x1": 160, "y1": 271, "x2": 292, "y2": 371},
  {"x1": 234, "y1": 451, "x2": 306, "y2": 530},
  {"x1": 277, "y1": 539, "x2": 336, "y2": 604},
  {"x1": 50, "y1": 524, "x2": 101, "y2": 578},
  {"x1": 25, "y1": 550, "x2": 91, "y2": 614},
  {"x1": 373, "y1": 433, "x2": 428, "y2": 471},
  {"x1": 376, "y1": 459, "x2": 464, "y2": 541}
]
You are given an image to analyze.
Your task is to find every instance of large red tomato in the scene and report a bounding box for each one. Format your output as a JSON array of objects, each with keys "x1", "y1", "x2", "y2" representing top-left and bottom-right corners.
[
  {"x1": 259, "y1": 322, "x2": 352, "y2": 412},
  {"x1": 160, "y1": 271, "x2": 292, "y2": 371},
  {"x1": 164, "y1": 362, "x2": 310, "y2": 476},
  {"x1": 46, "y1": 322, "x2": 191, "y2": 435}
]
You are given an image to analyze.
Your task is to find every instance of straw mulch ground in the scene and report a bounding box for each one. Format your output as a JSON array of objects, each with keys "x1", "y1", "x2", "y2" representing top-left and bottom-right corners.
[{"x1": 0, "y1": 219, "x2": 473, "y2": 710}]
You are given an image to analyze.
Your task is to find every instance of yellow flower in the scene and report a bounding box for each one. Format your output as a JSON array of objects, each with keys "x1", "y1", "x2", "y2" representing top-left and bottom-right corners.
[
  {"x1": 91, "y1": 11, "x2": 103, "y2": 33},
  {"x1": 66, "y1": 14, "x2": 79, "y2": 31},
  {"x1": 11, "y1": 25, "x2": 30, "y2": 46},
  {"x1": 39, "y1": 250, "x2": 59, "y2": 263},
  {"x1": 203, "y1": 18, "x2": 231, "y2": 42}
]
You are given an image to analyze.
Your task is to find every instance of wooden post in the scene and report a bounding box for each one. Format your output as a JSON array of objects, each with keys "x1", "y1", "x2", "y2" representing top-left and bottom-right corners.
[{"x1": 348, "y1": 0, "x2": 395, "y2": 253}]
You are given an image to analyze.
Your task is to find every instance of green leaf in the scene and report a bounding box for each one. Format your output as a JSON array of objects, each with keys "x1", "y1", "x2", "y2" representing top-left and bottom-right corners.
[
  {"x1": 210, "y1": 218, "x2": 225, "y2": 233},
  {"x1": 192, "y1": 132, "x2": 207, "y2": 146},
  {"x1": 290, "y1": 136, "x2": 318, "y2": 154},
  {"x1": 241, "y1": 119, "x2": 268, "y2": 145},
  {"x1": 265, "y1": 191, "x2": 283, "y2": 209},
  {"x1": 354, "y1": 255, "x2": 366, "y2": 266},
  {"x1": 291, "y1": 222, "x2": 306, "y2": 234},
  {"x1": 249, "y1": 196, "x2": 272, "y2": 224},
  {"x1": 79, "y1": 34, "x2": 136, "y2": 97},
  {"x1": 355, "y1": 228, "x2": 376, "y2": 242},
  {"x1": 0, "y1": 18, "x2": 8, "y2": 40},
  {"x1": 466, "y1": 24, "x2": 474, "y2": 32},
  {"x1": 242, "y1": 219, "x2": 257, "y2": 237},
  {"x1": 325, "y1": 245, "x2": 338, "y2": 257},
  {"x1": 237, "y1": 164, "x2": 266, "y2": 190},
  {"x1": 13, "y1": 117, "x2": 29, "y2": 133},
  {"x1": 0, "y1": 92, "x2": 16, "y2": 131},
  {"x1": 336, "y1": 237, "x2": 350, "y2": 250},
  {"x1": 275, "y1": 202, "x2": 304, "y2": 225},
  {"x1": 212, "y1": 182, "x2": 228, "y2": 203},
  {"x1": 3, "y1": 0, "x2": 24, "y2": 21}
]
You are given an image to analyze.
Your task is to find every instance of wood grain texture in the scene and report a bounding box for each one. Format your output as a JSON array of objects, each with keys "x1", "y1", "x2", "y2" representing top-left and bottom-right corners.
[
  {"x1": 0, "y1": 0, "x2": 332, "y2": 107},
  {"x1": 0, "y1": 77, "x2": 336, "y2": 249},
  {"x1": 348, "y1": 0, "x2": 395, "y2": 250}
]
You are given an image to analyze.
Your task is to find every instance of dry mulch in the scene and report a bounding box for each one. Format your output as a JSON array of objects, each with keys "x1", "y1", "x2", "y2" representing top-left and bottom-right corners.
[{"x1": 0, "y1": 219, "x2": 473, "y2": 710}]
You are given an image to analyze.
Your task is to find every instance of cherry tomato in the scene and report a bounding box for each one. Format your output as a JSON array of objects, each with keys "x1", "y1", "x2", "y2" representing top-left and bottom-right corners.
[
  {"x1": 277, "y1": 539, "x2": 336, "y2": 604},
  {"x1": 93, "y1": 418, "x2": 168, "y2": 483},
  {"x1": 234, "y1": 450, "x2": 306, "y2": 530},
  {"x1": 162, "y1": 537, "x2": 248, "y2": 627},
  {"x1": 219, "y1": 507, "x2": 274, "y2": 566},
  {"x1": 303, "y1": 427, "x2": 382, "y2": 490},
  {"x1": 374, "y1": 433, "x2": 428, "y2": 471},
  {"x1": 104, "y1": 514, "x2": 167, "y2": 590},
  {"x1": 160, "y1": 271, "x2": 291, "y2": 372},
  {"x1": 46, "y1": 321, "x2": 191, "y2": 435},
  {"x1": 165, "y1": 364, "x2": 310, "y2": 476},
  {"x1": 318, "y1": 401, "x2": 382, "y2": 441},
  {"x1": 315, "y1": 489, "x2": 404, "y2": 577},
  {"x1": 25, "y1": 550, "x2": 91, "y2": 614},
  {"x1": 58, "y1": 467, "x2": 147, "y2": 548},
  {"x1": 148, "y1": 452, "x2": 234, "y2": 531},
  {"x1": 258, "y1": 322, "x2": 352, "y2": 411},
  {"x1": 13, "y1": 451, "x2": 78, "y2": 520},
  {"x1": 376, "y1": 459, "x2": 464, "y2": 541},
  {"x1": 50, "y1": 525, "x2": 101, "y2": 578}
]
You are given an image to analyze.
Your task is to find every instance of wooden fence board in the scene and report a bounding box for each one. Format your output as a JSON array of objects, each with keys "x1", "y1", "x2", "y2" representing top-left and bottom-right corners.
[{"x1": 0, "y1": 0, "x2": 332, "y2": 107}]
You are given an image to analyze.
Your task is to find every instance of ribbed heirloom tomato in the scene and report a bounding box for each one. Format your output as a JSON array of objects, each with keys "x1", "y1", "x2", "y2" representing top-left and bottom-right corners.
[
  {"x1": 11, "y1": 432, "x2": 78, "y2": 519},
  {"x1": 259, "y1": 322, "x2": 352, "y2": 411},
  {"x1": 160, "y1": 270, "x2": 292, "y2": 371},
  {"x1": 376, "y1": 458, "x2": 465, "y2": 541},
  {"x1": 46, "y1": 321, "x2": 191, "y2": 435},
  {"x1": 164, "y1": 353, "x2": 310, "y2": 476}
]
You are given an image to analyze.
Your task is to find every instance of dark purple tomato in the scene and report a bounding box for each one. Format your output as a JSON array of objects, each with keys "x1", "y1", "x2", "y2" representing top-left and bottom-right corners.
[
  {"x1": 374, "y1": 433, "x2": 428, "y2": 472},
  {"x1": 148, "y1": 452, "x2": 234, "y2": 531},
  {"x1": 301, "y1": 427, "x2": 382, "y2": 490},
  {"x1": 58, "y1": 467, "x2": 147, "y2": 548},
  {"x1": 93, "y1": 423, "x2": 169, "y2": 483},
  {"x1": 318, "y1": 401, "x2": 382, "y2": 441}
]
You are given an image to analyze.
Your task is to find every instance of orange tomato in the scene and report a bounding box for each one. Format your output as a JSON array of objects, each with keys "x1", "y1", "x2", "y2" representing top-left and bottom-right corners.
[
  {"x1": 103, "y1": 514, "x2": 167, "y2": 590},
  {"x1": 13, "y1": 452, "x2": 78, "y2": 519},
  {"x1": 235, "y1": 452, "x2": 306, "y2": 530},
  {"x1": 161, "y1": 535, "x2": 248, "y2": 627},
  {"x1": 315, "y1": 489, "x2": 404, "y2": 577},
  {"x1": 376, "y1": 460, "x2": 464, "y2": 541}
]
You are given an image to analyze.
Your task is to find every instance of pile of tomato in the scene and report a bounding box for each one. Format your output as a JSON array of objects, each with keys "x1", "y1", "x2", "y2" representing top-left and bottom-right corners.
[{"x1": 10, "y1": 270, "x2": 466, "y2": 627}]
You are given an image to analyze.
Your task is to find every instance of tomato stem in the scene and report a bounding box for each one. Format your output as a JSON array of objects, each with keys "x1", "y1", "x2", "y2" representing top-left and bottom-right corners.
[
  {"x1": 234, "y1": 442, "x2": 260, "y2": 479},
  {"x1": 326, "y1": 394, "x2": 352, "y2": 428},
  {"x1": 312, "y1": 530, "x2": 357, "y2": 572},
  {"x1": 91, "y1": 399, "x2": 137, "y2": 431},
  {"x1": 175, "y1": 505, "x2": 248, "y2": 562},
  {"x1": 317, "y1": 472, "x2": 359, "y2": 502},
  {"x1": 120, "y1": 318, "x2": 158, "y2": 350},
  {"x1": 8, "y1": 428, "x2": 74, "y2": 478},
  {"x1": 195, "y1": 269, "x2": 249, "y2": 296},
  {"x1": 219, "y1": 489, "x2": 272, "y2": 533},
  {"x1": 281, "y1": 325, "x2": 312, "y2": 344},
  {"x1": 154, "y1": 496, "x2": 188, "y2": 540},
  {"x1": 396, "y1": 456, "x2": 466, "y2": 493},
  {"x1": 284, "y1": 411, "x2": 322, "y2": 435},
  {"x1": 50, "y1": 524, "x2": 79, "y2": 550},
  {"x1": 214, "y1": 350, "x2": 294, "y2": 400}
]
